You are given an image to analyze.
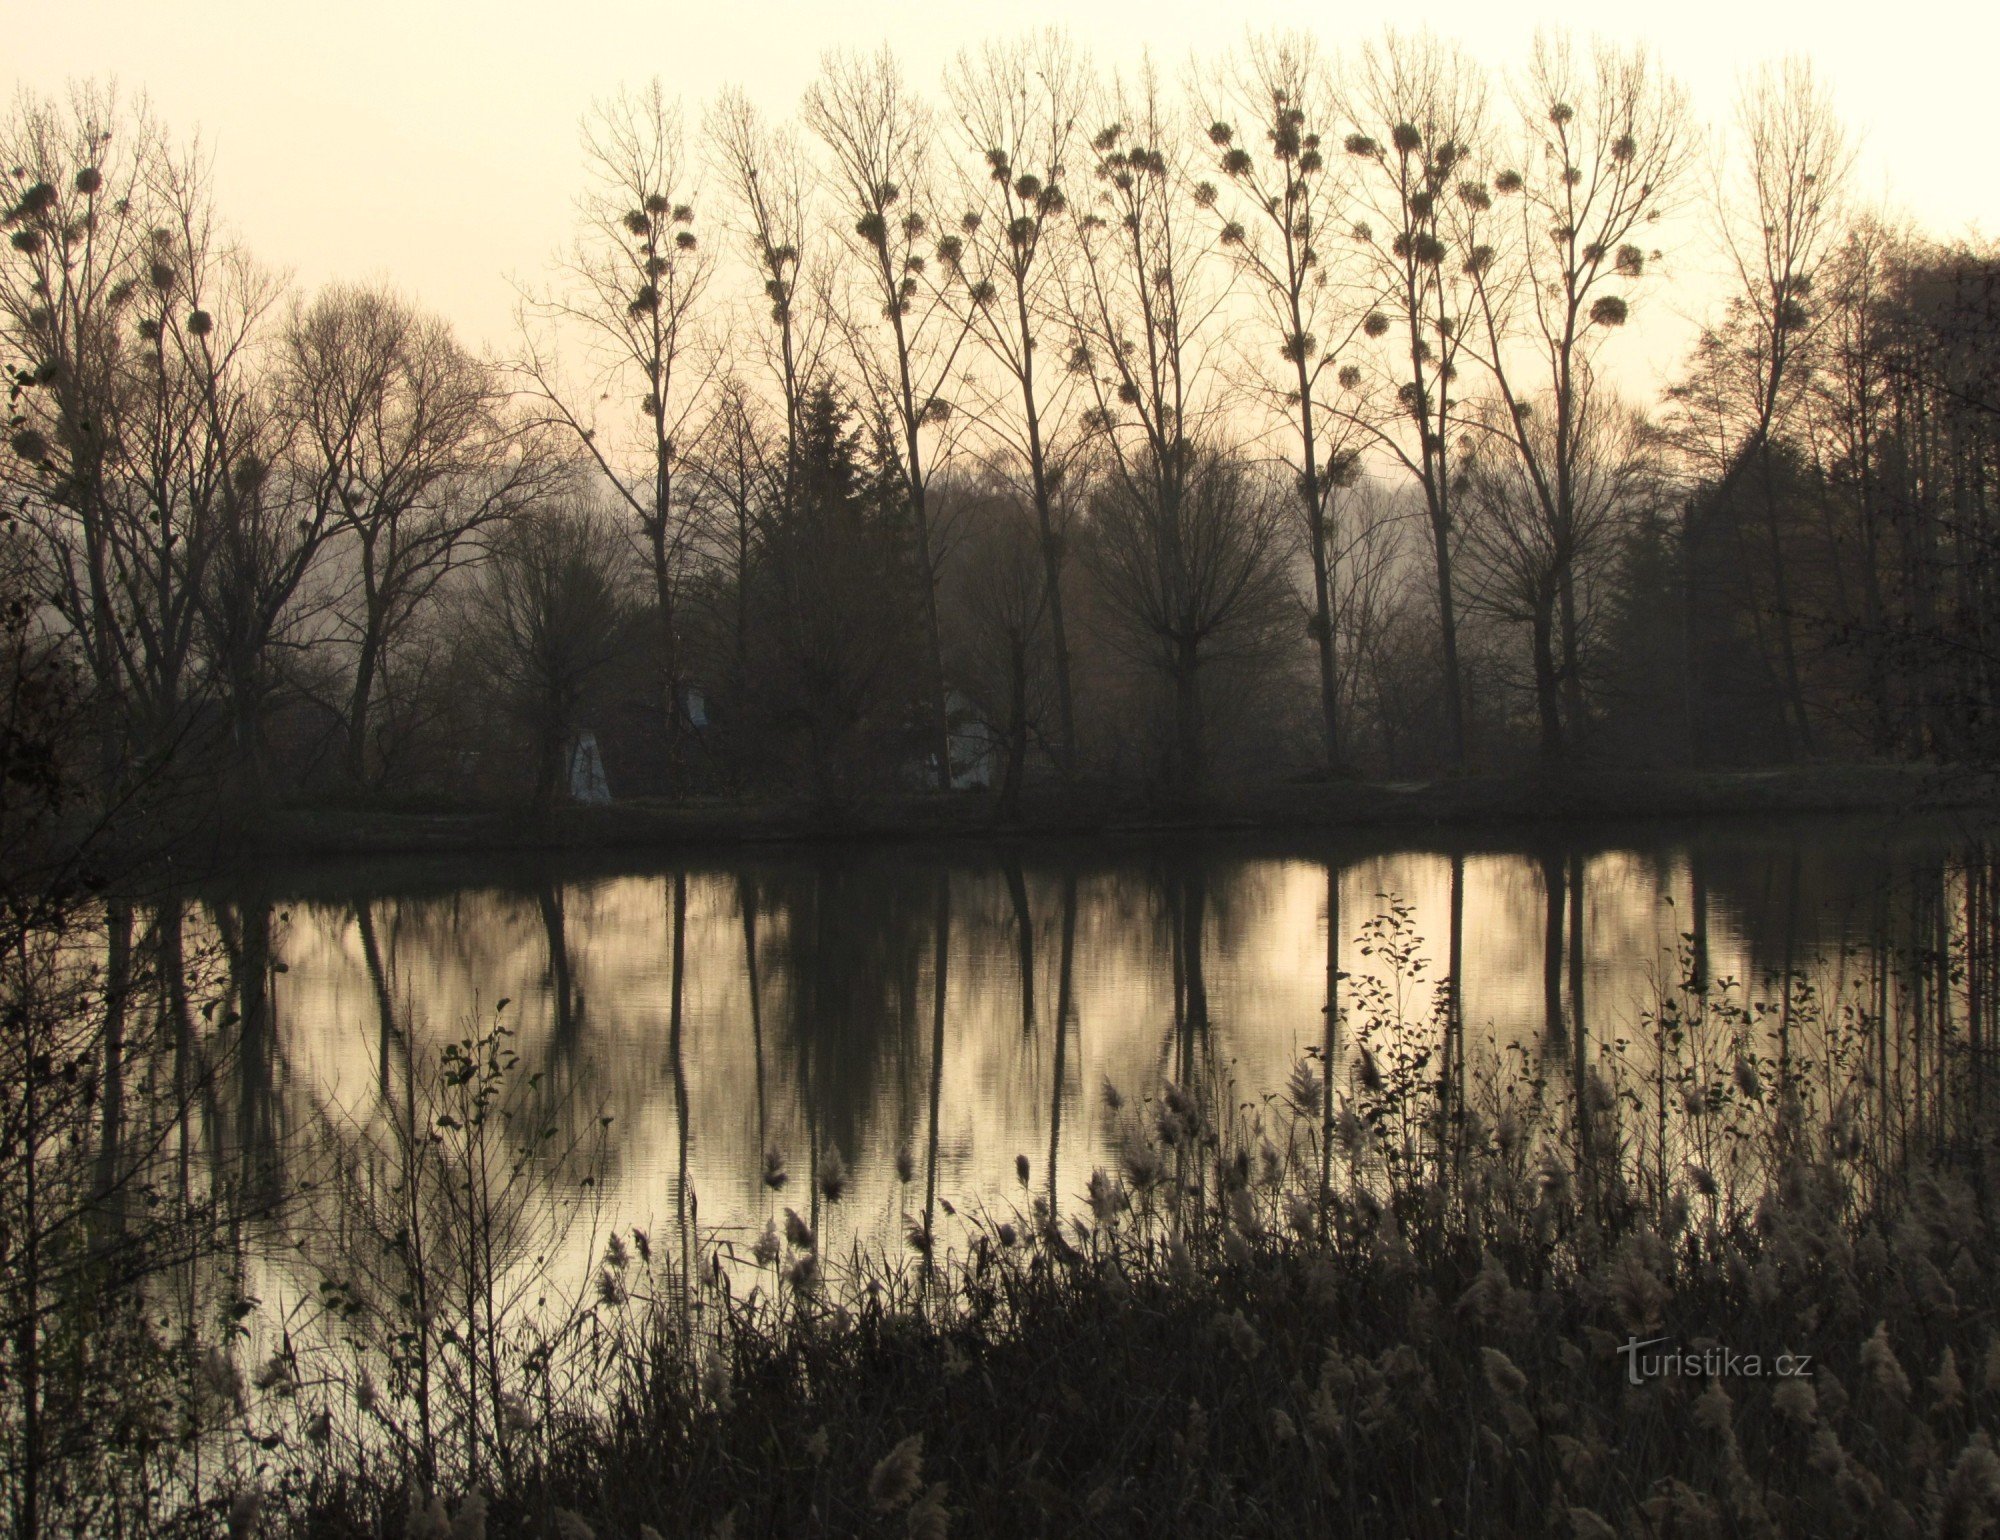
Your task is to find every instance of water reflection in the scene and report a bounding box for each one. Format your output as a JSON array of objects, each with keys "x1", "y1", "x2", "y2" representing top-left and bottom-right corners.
[{"x1": 188, "y1": 819, "x2": 1986, "y2": 1269}]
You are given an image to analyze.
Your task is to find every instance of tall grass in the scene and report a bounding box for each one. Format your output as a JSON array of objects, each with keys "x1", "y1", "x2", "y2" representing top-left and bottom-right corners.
[{"x1": 111, "y1": 898, "x2": 2000, "y2": 1535}]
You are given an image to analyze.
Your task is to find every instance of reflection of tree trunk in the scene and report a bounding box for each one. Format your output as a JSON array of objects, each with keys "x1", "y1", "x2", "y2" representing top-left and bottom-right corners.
[
  {"x1": 1320, "y1": 862, "x2": 1340, "y2": 1227},
  {"x1": 1689, "y1": 845, "x2": 1710, "y2": 996},
  {"x1": 1970, "y1": 854, "x2": 1985, "y2": 1128},
  {"x1": 159, "y1": 903, "x2": 197, "y2": 1206},
  {"x1": 1445, "y1": 853, "x2": 1465, "y2": 1160},
  {"x1": 1909, "y1": 877, "x2": 1932, "y2": 1151},
  {"x1": 1935, "y1": 862, "x2": 1956, "y2": 1144},
  {"x1": 1567, "y1": 851, "x2": 1586, "y2": 1042},
  {"x1": 1170, "y1": 876, "x2": 1187, "y2": 1077},
  {"x1": 1778, "y1": 847, "x2": 1800, "y2": 1095},
  {"x1": 1181, "y1": 866, "x2": 1209, "y2": 1039},
  {"x1": 1005, "y1": 858, "x2": 1035, "y2": 1036},
  {"x1": 92, "y1": 900, "x2": 135, "y2": 1243},
  {"x1": 228, "y1": 892, "x2": 279, "y2": 1204},
  {"x1": 1048, "y1": 870, "x2": 1076, "y2": 1219},
  {"x1": 1873, "y1": 878, "x2": 1891, "y2": 1148},
  {"x1": 1567, "y1": 851, "x2": 1590, "y2": 1175},
  {"x1": 668, "y1": 873, "x2": 691, "y2": 1334},
  {"x1": 922, "y1": 874, "x2": 951, "y2": 1271},
  {"x1": 1542, "y1": 851, "x2": 1567, "y2": 1041},
  {"x1": 538, "y1": 883, "x2": 580, "y2": 1051},
  {"x1": 1910, "y1": 871, "x2": 1929, "y2": 1151},
  {"x1": 740, "y1": 876, "x2": 767, "y2": 1160},
  {"x1": 807, "y1": 868, "x2": 827, "y2": 1238},
  {"x1": 357, "y1": 901, "x2": 401, "y2": 1115}
]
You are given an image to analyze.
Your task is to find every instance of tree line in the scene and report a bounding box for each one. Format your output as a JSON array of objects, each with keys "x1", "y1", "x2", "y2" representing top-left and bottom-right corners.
[{"x1": 5, "y1": 35, "x2": 1998, "y2": 823}]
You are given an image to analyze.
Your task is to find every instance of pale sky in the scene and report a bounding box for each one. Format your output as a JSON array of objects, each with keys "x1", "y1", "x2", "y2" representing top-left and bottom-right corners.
[{"x1": 14, "y1": 0, "x2": 1997, "y2": 360}]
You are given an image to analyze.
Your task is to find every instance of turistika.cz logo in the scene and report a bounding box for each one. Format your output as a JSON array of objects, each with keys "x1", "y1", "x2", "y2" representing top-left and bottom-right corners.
[{"x1": 1616, "y1": 1336, "x2": 1815, "y2": 1385}]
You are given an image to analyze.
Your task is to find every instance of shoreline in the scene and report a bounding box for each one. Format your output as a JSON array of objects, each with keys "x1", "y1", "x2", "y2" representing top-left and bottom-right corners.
[{"x1": 243, "y1": 760, "x2": 1996, "y2": 862}]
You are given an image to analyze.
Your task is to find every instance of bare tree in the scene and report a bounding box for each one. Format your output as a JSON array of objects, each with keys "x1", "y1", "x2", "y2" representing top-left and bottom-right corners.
[
  {"x1": 284, "y1": 285, "x2": 553, "y2": 783},
  {"x1": 706, "y1": 87, "x2": 832, "y2": 518},
  {"x1": 1327, "y1": 475, "x2": 1414, "y2": 766},
  {"x1": 805, "y1": 49, "x2": 971, "y2": 791},
  {"x1": 1465, "y1": 35, "x2": 1689, "y2": 755},
  {"x1": 683, "y1": 374, "x2": 781, "y2": 699},
  {"x1": 1668, "y1": 60, "x2": 1850, "y2": 756},
  {"x1": 4, "y1": 97, "x2": 317, "y2": 814},
  {"x1": 460, "y1": 497, "x2": 635, "y2": 810},
  {"x1": 1083, "y1": 448, "x2": 1294, "y2": 792},
  {"x1": 1063, "y1": 63, "x2": 1237, "y2": 788},
  {"x1": 1201, "y1": 32, "x2": 1366, "y2": 770},
  {"x1": 1459, "y1": 380, "x2": 1654, "y2": 752},
  {"x1": 182, "y1": 243, "x2": 313, "y2": 810},
  {"x1": 1339, "y1": 32, "x2": 1492, "y2": 768},
  {"x1": 2, "y1": 86, "x2": 179, "y2": 791},
  {"x1": 519, "y1": 81, "x2": 713, "y2": 771},
  {"x1": 738, "y1": 383, "x2": 925, "y2": 798},
  {"x1": 942, "y1": 479, "x2": 1051, "y2": 811},
  {"x1": 1809, "y1": 218, "x2": 1897, "y2": 750},
  {"x1": 938, "y1": 32, "x2": 1089, "y2": 777}
]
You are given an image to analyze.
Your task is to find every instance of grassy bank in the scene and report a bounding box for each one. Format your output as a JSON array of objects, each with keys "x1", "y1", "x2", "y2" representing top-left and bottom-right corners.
[
  {"x1": 251, "y1": 761, "x2": 1996, "y2": 860},
  {"x1": 260, "y1": 1094, "x2": 2000, "y2": 1540}
]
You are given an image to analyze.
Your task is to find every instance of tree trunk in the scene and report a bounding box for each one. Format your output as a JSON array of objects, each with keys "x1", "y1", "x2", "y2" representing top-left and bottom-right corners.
[
  {"x1": 1017, "y1": 298, "x2": 1078, "y2": 780},
  {"x1": 1296, "y1": 370, "x2": 1341, "y2": 771},
  {"x1": 1681, "y1": 504, "x2": 1704, "y2": 768},
  {"x1": 1532, "y1": 595, "x2": 1565, "y2": 760},
  {"x1": 1172, "y1": 641, "x2": 1203, "y2": 798},
  {"x1": 1001, "y1": 635, "x2": 1029, "y2": 819},
  {"x1": 346, "y1": 535, "x2": 386, "y2": 785},
  {"x1": 1758, "y1": 442, "x2": 1816, "y2": 757},
  {"x1": 1558, "y1": 565, "x2": 1585, "y2": 751},
  {"x1": 1180, "y1": 865, "x2": 1209, "y2": 1039},
  {"x1": 650, "y1": 513, "x2": 682, "y2": 784},
  {"x1": 911, "y1": 491, "x2": 954, "y2": 793},
  {"x1": 1047, "y1": 870, "x2": 1076, "y2": 1219},
  {"x1": 1542, "y1": 850, "x2": 1566, "y2": 1040},
  {"x1": 1429, "y1": 502, "x2": 1467, "y2": 768},
  {"x1": 91, "y1": 901, "x2": 134, "y2": 1248},
  {"x1": 1306, "y1": 511, "x2": 1341, "y2": 773}
]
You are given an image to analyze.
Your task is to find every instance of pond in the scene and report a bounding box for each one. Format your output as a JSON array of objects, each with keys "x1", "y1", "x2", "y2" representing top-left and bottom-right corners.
[{"x1": 184, "y1": 811, "x2": 1985, "y2": 1291}]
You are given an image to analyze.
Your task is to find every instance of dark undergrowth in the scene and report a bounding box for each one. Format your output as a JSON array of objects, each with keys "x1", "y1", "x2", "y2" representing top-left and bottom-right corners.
[{"x1": 278, "y1": 1143, "x2": 2000, "y2": 1540}]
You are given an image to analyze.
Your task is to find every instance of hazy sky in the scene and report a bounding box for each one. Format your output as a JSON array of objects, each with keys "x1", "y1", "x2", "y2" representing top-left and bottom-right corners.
[{"x1": 14, "y1": 0, "x2": 1996, "y2": 360}]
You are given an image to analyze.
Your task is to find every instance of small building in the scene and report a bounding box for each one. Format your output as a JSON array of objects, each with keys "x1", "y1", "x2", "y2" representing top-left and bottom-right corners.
[
  {"x1": 568, "y1": 731, "x2": 611, "y2": 804},
  {"x1": 946, "y1": 690, "x2": 999, "y2": 791}
]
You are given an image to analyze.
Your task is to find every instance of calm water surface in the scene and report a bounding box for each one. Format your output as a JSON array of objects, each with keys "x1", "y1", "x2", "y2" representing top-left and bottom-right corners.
[{"x1": 200, "y1": 813, "x2": 1984, "y2": 1282}]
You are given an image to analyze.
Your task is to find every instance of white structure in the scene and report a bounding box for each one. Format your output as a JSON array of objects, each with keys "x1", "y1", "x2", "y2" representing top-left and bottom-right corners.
[
  {"x1": 946, "y1": 690, "x2": 1000, "y2": 791},
  {"x1": 568, "y1": 730, "x2": 611, "y2": 804}
]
